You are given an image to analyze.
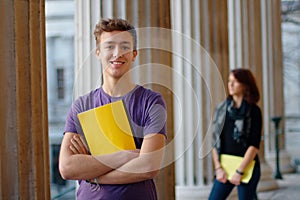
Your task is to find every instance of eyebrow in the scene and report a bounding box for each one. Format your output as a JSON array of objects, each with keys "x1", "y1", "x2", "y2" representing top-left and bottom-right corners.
[{"x1": 102, "y1": 41, "x2": 131, "y2": 45}]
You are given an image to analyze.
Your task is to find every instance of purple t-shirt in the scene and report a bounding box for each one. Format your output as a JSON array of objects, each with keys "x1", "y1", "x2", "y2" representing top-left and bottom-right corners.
[{"x1": 64, "y1": 85, "x2": 167, "y2": 200}]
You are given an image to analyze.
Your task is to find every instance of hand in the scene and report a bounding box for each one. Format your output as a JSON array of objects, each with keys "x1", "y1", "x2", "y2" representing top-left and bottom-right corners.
[
  {"x1": 69, "y1": 134, "x2": 88, "y2": 155},
  {"x1": 215, "y1": 168, "x2": 227, "y2": 183},
  {"x1": 230, "y1": 172, "x2": 242, "y2": 185}
]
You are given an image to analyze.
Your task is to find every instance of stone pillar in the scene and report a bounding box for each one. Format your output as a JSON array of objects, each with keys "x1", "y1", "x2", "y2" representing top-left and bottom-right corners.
[
  {"x1": 74, "y1": 1, "x2": 175, "y2": 199},
  {"x1": 0, "y1": 0, "x2": 50, "y2": 199},
  {"x1": 198, "y1": 0, "x2": 230, "y2": 186},
  {"x1": 261, "y1": 0, "x2": 294, "y2": 174},
  {"x1": 172, "y1": 0, "x2": 228, "y2": 199},
  {"x1": 227, "y1": 0, "x2": 278, "y2": 191},
  {"x1": 73, "y1": 0, "x2": 102, "y2": 98}
]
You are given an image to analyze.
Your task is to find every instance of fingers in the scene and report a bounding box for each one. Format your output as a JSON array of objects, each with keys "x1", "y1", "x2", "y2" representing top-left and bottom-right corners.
[
  {"x1": 69, "y1": 135, "x2": 88, "y2": 154},
  {"x1": 230, "y1": 180, "x2": 240, "y2": 185},
  {"x1": 218, "y1": 177, "x2": 227, "y2": 183},
  {"x1": 229, "y1": 174, "x2": 241, "y2": 185},
  {"x1": 216, "y1": 170, "x2": 241, "y2": 185},
  {"x1": 69, "y1": 144, "x2": 80, "y2": 154},
  {"x1": 216, "y1": 169, "x2": 227, "y2": 183}
]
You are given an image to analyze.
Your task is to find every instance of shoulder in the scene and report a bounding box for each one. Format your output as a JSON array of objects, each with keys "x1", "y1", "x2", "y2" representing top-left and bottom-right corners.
[
  {"x1": 71, "y1": 88, "x2": 101, "y2": 111},
  {"x1": 212, "y1": 100, "x2": 227, "y2": 123},
  {"x1": 251, "y1": 104, "x2": 262, "y2": 120},
  {"x1": 217, "y1": 100, "x2": 227, "y2": 108},
  {"x1": 133, "y1": 85, "x2": 165, "y2": 106},
  {"x1": 134, "y1": 85, "x2": 163, "y2": 98},
  {"x1": 251, "y1": 104, "x2": 261, "y2": 114},
  {"x1": 215, "y1": 100, "x2": 227, "y2": 113}
]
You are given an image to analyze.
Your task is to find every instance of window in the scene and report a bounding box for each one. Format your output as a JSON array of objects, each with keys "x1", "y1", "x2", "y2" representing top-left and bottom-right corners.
[{"x1": 57, "y1": 68, "x2": 64, "y2": 99}]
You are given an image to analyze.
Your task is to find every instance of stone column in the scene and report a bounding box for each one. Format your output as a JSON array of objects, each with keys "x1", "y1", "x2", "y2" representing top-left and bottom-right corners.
[
  {"x1": 0, "y1": 0, "x2": 50, "y2": 199},
  {"x1": 198, "y1": 0, "x2": 230, "y2": 188},
  {"x1": 227, "y1": 0, "x2": 291, "y2": 191},
  {"x1": 73, "y1": 0, "x2": 102, "y2": 98},
  {"x1": 172, "y1": 0, "x2": 229, "y2": 199},
  {"x1": 74, "y1": 1, "x2": 175, "y2": 199},
  {"x1": 260, "y1": 0, "x2": 294, "y2": 174}
]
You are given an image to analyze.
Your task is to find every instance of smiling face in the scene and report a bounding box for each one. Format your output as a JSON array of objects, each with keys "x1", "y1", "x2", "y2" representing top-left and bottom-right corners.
[
  {"x1": 97, "y1": 31, "x2": 137, "y2": 80},
  {"x1": 228, "y1": 73, "x2": 244, "y2": 98}
]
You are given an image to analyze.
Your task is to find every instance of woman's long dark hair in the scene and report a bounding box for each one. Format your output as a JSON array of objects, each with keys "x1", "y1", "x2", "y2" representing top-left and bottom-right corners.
[{"x1": 229, "y1": 68, "x2": 260, "y2": 104}]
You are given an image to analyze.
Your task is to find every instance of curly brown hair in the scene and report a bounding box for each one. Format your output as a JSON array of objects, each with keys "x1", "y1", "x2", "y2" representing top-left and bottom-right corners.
[
  {"x1": 229, "y1": 68, "x2": 260, "y2": 104},
  {"x1": 93, "y1": 18, "x2": 137, "y2": 50}
]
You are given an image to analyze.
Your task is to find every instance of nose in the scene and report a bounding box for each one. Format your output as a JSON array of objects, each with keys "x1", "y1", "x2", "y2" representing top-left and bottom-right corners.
[{"x1": 113, "y1": 46, "x2": 123, "y2": 58}]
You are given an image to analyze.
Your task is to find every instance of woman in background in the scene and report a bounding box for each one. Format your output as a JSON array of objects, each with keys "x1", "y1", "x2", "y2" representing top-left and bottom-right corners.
[{"x1": 208, "y1": 68, "x2": 262, "y2": 200}]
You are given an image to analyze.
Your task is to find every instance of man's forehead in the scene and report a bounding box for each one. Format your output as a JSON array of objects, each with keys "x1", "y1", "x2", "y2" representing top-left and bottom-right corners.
[{"x1": 100, "y1": 31, "x2": 133, "y2": 44}]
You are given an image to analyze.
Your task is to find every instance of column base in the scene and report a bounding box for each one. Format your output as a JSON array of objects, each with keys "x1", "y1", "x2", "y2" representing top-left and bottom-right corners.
[
  {"x1": 176, "y1": 185, "x2": 212, "y2": 200},
  {"x1": 257, "y1": 161, "x2": 279, "y2": 191},
  {"x1": 266, "y1": 150, "x2": 296, "y2": 174},
  {"x1": 175, "y1": 162, "x2": 279, "y2": 200}
]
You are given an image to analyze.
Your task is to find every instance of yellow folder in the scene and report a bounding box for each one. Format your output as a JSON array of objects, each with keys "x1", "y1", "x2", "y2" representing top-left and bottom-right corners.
[
  {"x1": 220, "y1": 154, "x2": 255, "y2": 183},
  {"x1": 78, "y1": 100, "x2": 136, "y2": 156}
]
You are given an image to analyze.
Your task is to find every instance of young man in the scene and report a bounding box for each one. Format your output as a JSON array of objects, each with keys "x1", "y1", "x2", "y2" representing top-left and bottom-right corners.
[{"x1": 59, "y1": 18, "x2": 167, "y2": 200}]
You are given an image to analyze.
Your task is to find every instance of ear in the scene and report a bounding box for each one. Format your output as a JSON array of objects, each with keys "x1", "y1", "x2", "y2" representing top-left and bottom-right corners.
[
  {"x1": 132, "y1": 50, "x2": 138, "y2": 61},
  {"x1": 95, "y1": 48, "x2": 101, "y2": 59}
]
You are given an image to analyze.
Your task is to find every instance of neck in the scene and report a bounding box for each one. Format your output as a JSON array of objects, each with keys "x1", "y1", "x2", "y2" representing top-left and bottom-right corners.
[
  {"x1": 102, "y1": 76, "x2": 135, "y2": 97},
  {"x1": 232, "y1": 95, "x2": 244, "y2": 108}
]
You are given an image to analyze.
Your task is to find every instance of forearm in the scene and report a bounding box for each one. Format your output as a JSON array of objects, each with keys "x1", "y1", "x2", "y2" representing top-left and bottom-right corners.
[
  {"x1": 212, "y1": 148, "x2": 221, "y2": 169},
  {"x1": 211, "y1": 148, "x2": 228, "y2": 182},
  {"x1": 99, "y1": 152, "x2": 162, "y2": 184},
  {"x1": 61, "y1": 151, "x2": 140, "y2": 180},
  {"x1": 237, "y1": 146, "x2": 259, "y2": 172},
  {"x1": 98, "y1": 133, "x2": 165, "y2": 185},
  {"x1": 59, "y1": 132, "x2": 138, "y2": 180},
  {"x1": 59, "y1": 154, "x2": 109, "y2": 180}
]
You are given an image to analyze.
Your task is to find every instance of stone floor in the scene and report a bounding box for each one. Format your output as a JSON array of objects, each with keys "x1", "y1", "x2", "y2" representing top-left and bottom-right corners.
[
  {"x1": 50, "y1": 173, "x2": 300, "y2": 200},
  {"x1": 257, "y1": 173, "x2": 300, "y2": 200}
]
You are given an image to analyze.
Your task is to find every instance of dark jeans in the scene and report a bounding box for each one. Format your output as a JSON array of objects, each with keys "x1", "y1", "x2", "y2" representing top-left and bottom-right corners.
[{"x1": 208, "y1": 161, "x2": 260, "y2": 200}]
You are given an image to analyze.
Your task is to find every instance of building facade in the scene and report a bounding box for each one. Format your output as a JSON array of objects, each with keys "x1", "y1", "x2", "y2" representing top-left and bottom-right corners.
[{"x1": 45, "y1": 0, "x2": 75, "y2": 198}]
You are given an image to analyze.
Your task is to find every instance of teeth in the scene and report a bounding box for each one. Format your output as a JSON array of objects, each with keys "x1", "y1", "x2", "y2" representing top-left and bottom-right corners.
[{"x1": 111, "y1": 61, "x2": 123, "y2": 64}]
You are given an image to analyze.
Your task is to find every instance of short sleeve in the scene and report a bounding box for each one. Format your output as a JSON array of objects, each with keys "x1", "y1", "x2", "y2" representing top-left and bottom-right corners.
[
  {"x1": 64, "y1": 98, "x2": 85, "y2": 135},
  {"x1": 143, "y1": 94, "x2": 167, "y2": 137}
]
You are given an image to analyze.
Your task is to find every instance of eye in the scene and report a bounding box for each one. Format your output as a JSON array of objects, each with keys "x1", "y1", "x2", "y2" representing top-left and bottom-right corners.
[
  {"x1": 105, "y1": 45, "x2": 114, "y2": 50},
  {"x1": 121, "y1": 46, "x2": 130, "y2": 50},
  {"x1": 102, "y1": 44, "x2": 114, "y2": 50}
]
